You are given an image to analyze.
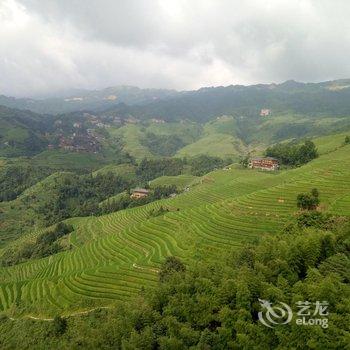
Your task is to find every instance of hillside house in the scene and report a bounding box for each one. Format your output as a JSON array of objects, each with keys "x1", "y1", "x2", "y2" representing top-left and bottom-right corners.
[
  {"x1": 130, "y1": 188, "x2": 149, "y2": 199},
  {"x1": 260, "y1": 109, "x2": 271, "y2": 117},
  {"x1": 249, "y1": 157, "x2": 279, "y2": 171},
  {"x1": 125, "y1": 117, "x2": 139, "y2": 124},
  {"x1": 151, "y1": 118, "x2": 166, "y2": 124}
]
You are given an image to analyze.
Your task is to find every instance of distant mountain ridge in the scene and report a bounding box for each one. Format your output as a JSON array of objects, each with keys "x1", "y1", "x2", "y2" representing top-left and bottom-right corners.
[
  {"x1": 122, "y1": 78, "x2": 350, "y2": 122},
  {"x1": 2, "y1": 79, "x2": 350, "y2": 116},
  {"x1": 0, "y1": 86, "x2": 178, "y2": 114}
]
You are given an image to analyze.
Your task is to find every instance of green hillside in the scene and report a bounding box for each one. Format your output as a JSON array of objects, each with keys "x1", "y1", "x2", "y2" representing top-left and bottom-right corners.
[
  {"x1": 0, "y1": 106, "x2": 48, "y2": 157},
  {"x1": 176, "y1": 133, "x2": 244, "y2": 158},
  {"x1": 0, "y1": 143, "x2": 349, "y2": 316},
  {"x1": 149, "y1": 174, "x2": 200, "y2": 190},
  {"x1": 109, "y1": 124, "x2": 154, "y2": 160},
  {"x1": 92, "y1": 164, "x2": 137, "y2": 180}
]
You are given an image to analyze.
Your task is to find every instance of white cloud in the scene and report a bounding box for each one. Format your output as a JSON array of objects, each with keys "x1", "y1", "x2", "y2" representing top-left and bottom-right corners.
[{"x1": 1, "y1": 0, "x2": 350, "y2": 96}]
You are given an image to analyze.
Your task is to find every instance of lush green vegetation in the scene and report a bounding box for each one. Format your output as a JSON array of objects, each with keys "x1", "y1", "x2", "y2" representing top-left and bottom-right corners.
[
  {"x1": 1, "y1": 223, "x2": 73, "y2": 267},
  {"x1": 136, "y1": 158, "x2": 185, "y2": 182},
  {"x1": 0, "y1": 106, "x2": 49, "y2": 157},
  {"x1": 34, "y1": 172, "x2": 134, "y2": 224},
  {"x1": 0, "y1": 164, "x2": 52, "y2": 201},
  {"x1": 100, "y1": 185, "x2": 178, "y2": 215},
  {"x1": 297, "y1": 188, "x2": 320, "y2": 211},
  {"x1": 265, "y1": 140, "x2": 318, "y2": 166},
  {"x1": 0, "y1": 214, "x2": 348, "y2": 349},
  {"x1": 0, "y1": 155, "x2": 230, "y2": 248},
  {"x1": 135, "y1": 155, "x2": 230, "y2": 181},
  {"x1": 0, "y1": 144, "x2": 349, "y2": 319},
  {"x1": 141, "y1": 132, "x2": 186, "y2": 156},
  {"x1": 149, "y1": 174, "x2": 200, "y2": 191},
  {"x1": 187, "y1": 155, "x2": 229, "y2": 176},
  {"x1": 1, "y1": 81, "x2": 350, "y2": 348}
]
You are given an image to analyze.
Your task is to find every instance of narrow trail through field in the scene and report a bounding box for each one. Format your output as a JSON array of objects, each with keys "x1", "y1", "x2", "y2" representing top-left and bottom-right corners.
[
  {"x1": 132, "y1": 263, "x2": 159, "y2": 273},
  {"x1": 8, "y1": 306, "x2": 113, "y2": 322}
]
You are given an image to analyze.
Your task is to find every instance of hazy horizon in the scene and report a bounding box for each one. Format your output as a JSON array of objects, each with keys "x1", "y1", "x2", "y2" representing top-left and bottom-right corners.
[{"x1": 3, "y1": 77, "x2": 350, "y2": 100}]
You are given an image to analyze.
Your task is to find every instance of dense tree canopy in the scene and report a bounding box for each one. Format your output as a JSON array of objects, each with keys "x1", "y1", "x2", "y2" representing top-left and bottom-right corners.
[
  {"x1": 0, "y1": 164, "x2": 52, "y2": 202},
  {"x1": 265, "y1": 140, "x2": 318, "y2": 166},
  {"x1": 141, "y1": 132, "x2": 186, "y2": 157},
  {"x1": 297, "y1": 188, "x2": 320, "y2": 211}
]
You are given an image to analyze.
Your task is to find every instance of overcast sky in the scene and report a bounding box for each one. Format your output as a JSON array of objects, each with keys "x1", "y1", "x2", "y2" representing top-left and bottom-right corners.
[{"x1": 1, "y1": 0, "x2": 350, "y2": 97}]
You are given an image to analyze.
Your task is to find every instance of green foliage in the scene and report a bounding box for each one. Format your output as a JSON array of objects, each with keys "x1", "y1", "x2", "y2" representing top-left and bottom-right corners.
[
  {"x1": 52, "y1": 316, "x2": 67, "y2": 336},
  {"x1": 1, "y1": 223, "x2": 74, "y2": 266},
  {"x1": 345, "y1": 135, "x2": 350, "y2": 144},
  {"x1": 296, "y1": 211, "x2": 335, "y2": 229},
  {"x1": 135, "y1": 156, "x2": 229, "y2": 181},
  {"x1": 188, "y1": 155, "x2": 228, "y2": 176},
  {"x1": 239, "y1": 155, "x2": 250, "y2": 168},
  {"x1": 297, "y1": 189, "x2": 320, "y2": 210},
  {"x1": 266, "y1": 140, "x2": 318, "y2": 166},
  {"x1": 100, "y1": 185, "x2": 178, "y2": 215},
  {"x1": 148, "y1": 206, "x2": 170, "y2": 218},
  {"x1": 36, "y1": 172, "x2": 133, "y2": 224},
  {"x1": 141, "y1": 132, "x2": 186, "y2": 156},
  {"x1": 0, "y1": 164, "x2": 51, "y2": 202},
  {"x1": 0, "y1": 106, "x2": 48, "y2": 157},
  {"x1": 136, "y1": 158, "x2": 184, "y2": 182},
  {"x1": 1, "y1": 219, "x2": 349, "y2": 349},
  {"x1": 159, "y1": 256, "x2": 186, "y2": 282}
]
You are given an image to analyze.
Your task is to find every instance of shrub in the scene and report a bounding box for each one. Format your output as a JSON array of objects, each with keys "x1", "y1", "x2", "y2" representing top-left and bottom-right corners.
[
  {"x1": 159, "y1": 256, "x2": 186, "y2": 282},
  {"x1": 297, "y1": 189, "x2": 320, "y2": 210}
]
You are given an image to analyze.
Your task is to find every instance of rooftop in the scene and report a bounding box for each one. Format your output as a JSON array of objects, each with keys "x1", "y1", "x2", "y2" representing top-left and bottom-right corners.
[
  {"x1": 251, "y1": 157, "x2": 278, "y2": 161},
  {"x1": 132, "y1": 188, "x2": 150, "y2": 194}
]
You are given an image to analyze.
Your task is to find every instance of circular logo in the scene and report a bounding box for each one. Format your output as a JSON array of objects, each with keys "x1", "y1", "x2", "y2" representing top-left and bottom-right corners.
[{"x1": 258, "y1": 299, "x2": 293, "y2": 328}]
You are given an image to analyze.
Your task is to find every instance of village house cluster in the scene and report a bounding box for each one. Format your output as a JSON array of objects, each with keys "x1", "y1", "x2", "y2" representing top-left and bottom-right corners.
[
  {"x1": 130, "y1": 188, "x2": 150, "y2": 199},
  {"x1": 260, "y1": 109, "x2": 271, "y2": 117},
  {"x1": 249, "y1": 157, "x2": 279, "y2": 171},
  {"x1": 58, "y1": 133, "x2": 100, "y2": 153}
]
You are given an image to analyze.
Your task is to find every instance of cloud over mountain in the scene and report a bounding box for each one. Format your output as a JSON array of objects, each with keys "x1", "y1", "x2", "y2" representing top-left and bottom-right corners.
[{"x1": 1, "y1": 0, "x2": 350, "y2": 96}]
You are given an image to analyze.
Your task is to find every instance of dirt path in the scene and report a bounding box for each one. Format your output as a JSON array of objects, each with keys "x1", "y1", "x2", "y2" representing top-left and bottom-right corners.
[
  {"x1": 132, "y1": 263, "x2": 159, "y2": 273},
  {"x1": 8, "y1": 306, "x2": 113, "y2": 322}
]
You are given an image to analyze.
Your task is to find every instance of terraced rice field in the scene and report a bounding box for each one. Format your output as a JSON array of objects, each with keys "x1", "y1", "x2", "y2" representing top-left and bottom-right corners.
[{"x1": 1, "y1": 145, "x2": 350, "y2": 316}]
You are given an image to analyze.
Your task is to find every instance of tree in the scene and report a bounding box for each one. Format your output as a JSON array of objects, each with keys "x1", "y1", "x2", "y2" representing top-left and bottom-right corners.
[
  {"x1": 311, "y1": 188, "x2": 319, "y2": 198},
  {"x1": 159, "y1": 256, "x2": 186, "y2": 282},
  {"x1": 52, "y1": 316, "x2": 67, "y2": 336},
  {"x1": 297, "y1": 189, "x2": 320, "y2": 210},
  {"x1": 239, "y1": 156, "x2": 250, "y2": 168},
  {"x1": 265, "y1": 140, "x2": 318, "y2": 166}
]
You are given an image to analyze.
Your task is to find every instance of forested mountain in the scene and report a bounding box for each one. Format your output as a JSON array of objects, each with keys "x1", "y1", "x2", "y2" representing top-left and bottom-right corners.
[
  {"x1": 2, "y1": 79, "x2": 350, "y2": 119},
  {"x1": 0, "y1": 106, "x2": 50, "y2": 156},
  {"x1": 116, "y1": 79, "x2": 350, "y2": 122},
  {"x1": 2, "y1": 79, "x2": 350, "y2": 161},
  {"x1": 0, "y1": 86, "x2": 178, "y2": 114}
]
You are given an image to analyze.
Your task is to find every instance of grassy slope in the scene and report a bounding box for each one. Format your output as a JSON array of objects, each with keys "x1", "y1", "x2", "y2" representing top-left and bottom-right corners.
[
  {"x1": 0, "y1": 143, "x2": 349, "y2": 316},
  {"x1": 92, "y1": 164, "x2": 137, "y2": 180},
  {"x1": 149, "y1": 174, "x2": 201, "y2": 190},
  {"x1": 0, "y1": 172, "x2": 71, "y2": 246},
  {"x1": 31, "y1": 150, "x2": 113, "y2": 171},
  {"x1": 107, "y1": 122, "x2": 202, "y2": 160},
  {"x1": 176, "y1": 116, "x2": 247, "y2": 158},
  {"x1": 109, "y1": 125, "x2": 154, "y2": 160},
  {"x1": 312, "y1": 132, "x2": 350, "y2": 155},
  {"x1": 0, "y1": 158, "x2": 6, "y2": 168}
]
